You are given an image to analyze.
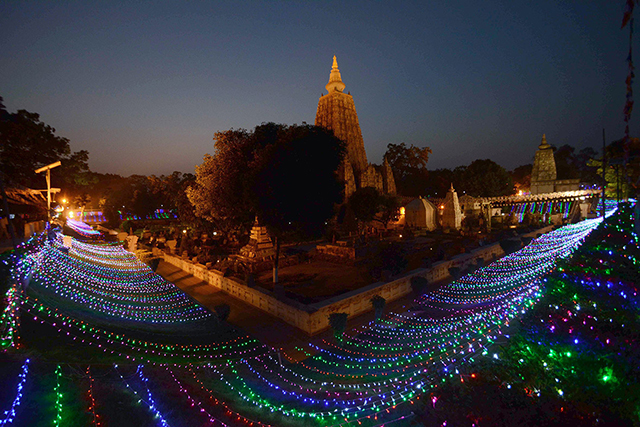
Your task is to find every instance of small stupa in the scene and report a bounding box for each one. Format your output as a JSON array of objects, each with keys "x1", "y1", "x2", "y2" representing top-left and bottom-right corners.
[
  {"x1": 442, "y1": 183, "x2": 462, "y2": 230},
  {"x1": 238, "y1": 217, "x2": 275, "y2": 260}
]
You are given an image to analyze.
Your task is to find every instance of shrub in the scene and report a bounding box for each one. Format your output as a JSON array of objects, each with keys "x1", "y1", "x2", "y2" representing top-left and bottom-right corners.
[
  {"x1": 448, "y1": 266, "x2": 461, "y2": 280},
  {"x1": 370, "y1": 295, "x2": 386, "y2": 321},
  {"x1": 328, "y1": 312, "x2": 348, "y2": 344},
  {"x1": 214, "y1": 304, "x2": 230, "y2": 322},
  {"x1": 410, "y1": 276, "x2": 429, "y2": 294},
  {"x1": 499, "y1": 238, "x2": 522, "y2": 255}
]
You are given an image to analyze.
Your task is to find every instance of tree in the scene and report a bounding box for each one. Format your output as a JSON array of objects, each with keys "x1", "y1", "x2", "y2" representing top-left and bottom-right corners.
[
  {"x1": 0, "y1": 97, "x2": 91, "y2": 189},
  {"x1": 101, "y1": 175, "x2": 161, "y2": 225},
  {"x1": 511, "y1": 164, "x2": 532, "y2": 193},
  {"x1": 554, "y1": 144, "x2": 579, "y2": 180},
  {"x1": 424, "y1": 168, "x2": 458, "y2": 198},
  {"x1": 148, "y1": 171, "x2": 196, "y2": 224},
  {"x1": 188, "y1": 123, "x2": 346, "y2": 282},
  {"x1": 187, "y1": 127, "x2": 265, "y2": 232},
  {"x1": 348, "y1": 187, "x2": 400, "y2": 230},
  {"x1": 348, "y1": 187, "x2": 381, "y2": 224},
  {"x1": 73, "y1": 193, "x2": 91, "y2": 219},
  {"x1": 587, "y1": 138, "x2": 640, "y2": 200},
  {"x1": 461, "y1": 159, "x2": 514, "y2": 197},
  {"x1": 377, "y1": 194, "x2": 401, "y2": 229},
  {"x1": 575, "y1": 147, "x2": 600, "y2": 184},
  {"x1": 384, "y1": 142, "x2": 432, "y2": 196}
]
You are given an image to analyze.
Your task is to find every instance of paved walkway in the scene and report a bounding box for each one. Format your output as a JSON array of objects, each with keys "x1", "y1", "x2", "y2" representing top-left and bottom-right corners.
[{"x1": 155, "y1": 260, "x2": 439, "y2": 361}]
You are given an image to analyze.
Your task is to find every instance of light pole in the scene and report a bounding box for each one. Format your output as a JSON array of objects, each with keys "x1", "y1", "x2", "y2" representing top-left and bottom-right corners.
[{"x1": 35, "y1": 161, "x2": 61, "y2": 220}]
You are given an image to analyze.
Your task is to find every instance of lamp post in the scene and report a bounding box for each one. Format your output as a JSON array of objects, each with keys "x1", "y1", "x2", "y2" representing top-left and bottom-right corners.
[{"x1": 34, "y1": 161, "x2": 61, "y2": 220}]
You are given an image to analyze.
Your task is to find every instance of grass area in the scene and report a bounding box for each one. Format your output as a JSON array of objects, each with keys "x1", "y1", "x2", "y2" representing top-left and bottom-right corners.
[{"x1": 405, "y1": 203, "x2": 640, "y2": 426}]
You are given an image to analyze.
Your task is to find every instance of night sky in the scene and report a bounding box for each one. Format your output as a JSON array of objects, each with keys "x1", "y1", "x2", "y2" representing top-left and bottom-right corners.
[{"x1": 0, "y1": 1, "x2": 634, "y2": 176}]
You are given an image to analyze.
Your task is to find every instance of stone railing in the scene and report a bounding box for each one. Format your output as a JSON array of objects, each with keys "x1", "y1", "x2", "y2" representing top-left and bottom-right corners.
[
  {"x1": 24, "y1": 221, "x2": 46, "y2": 239},
  {"x1": 316, "y1": 244, "x2": 357, "y2": 260},
  {"x1": 158, "y1": 226, "x2": 552, "y2": 335}
]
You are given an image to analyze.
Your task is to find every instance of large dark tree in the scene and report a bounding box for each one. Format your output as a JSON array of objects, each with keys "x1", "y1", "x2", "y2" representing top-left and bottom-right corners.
[
  {"x1": 424, "y1": 168, "x2": 457, "y2": 198},
  {"x1": 587, "y1": 137, "x2": 640, "y2": 200},
  {"x1": 0, "y1": 97, "x2": 91, "y2": 190},
  {"x1": 187, "y1": 127, "x2": 263, "y2": 232},
  {"x1": 188, "y1": 123, "x2": 346, "y2": 282},
  {"x1": 511, "y1": 164, "x2": 532, "y2": 193},
  {"x1": 148, "y1": 172, "x2": 196, "y2": 224},
  {"x1": 384, "y1": 142, "x2": 432, "y2": 196},
  {"x1": 554, "y1": 144, "x2": 580, "y2": 180},
  {"x1": 462, "y1": 159, "x2": 514, "y2": 197},
  {"x1": 101, "y1": 175, "x2": 160, "y2": 225},
  {"x1": 348, "y1": 186, "x2": 400, "y2": 229}
]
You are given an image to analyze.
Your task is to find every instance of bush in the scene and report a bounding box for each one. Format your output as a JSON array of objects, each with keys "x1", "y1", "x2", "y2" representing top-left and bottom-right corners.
[
  {"x1": 148, "y1": 258, "x2": 160, "y2": 272},
  {"x1": 410, "y1": 276, "x2": 429, "y2": 294},
  {"x1": 370, "y1": 295, "x2": 386, "y2": 321},
  {"x1": 499, "y1": 238, "x2": 522, "y2": 255},
  {"x1": 120, "y1": 220, "x2": 135, "y2": 233},
  {"x1": 328, "y1": 312, "x2": 348, "y2": 344},
  {"x1": 214, "y1": 304, "x2": 230, "y2": 322}
]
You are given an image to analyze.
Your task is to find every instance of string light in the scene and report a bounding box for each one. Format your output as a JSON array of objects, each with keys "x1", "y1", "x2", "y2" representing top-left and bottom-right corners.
[
  {"x1": 53, "y1": 365, "x2": 63, "y2": 426},
  {"x1": 0, "y1": 359, "x2": 29, "y2": 426}
]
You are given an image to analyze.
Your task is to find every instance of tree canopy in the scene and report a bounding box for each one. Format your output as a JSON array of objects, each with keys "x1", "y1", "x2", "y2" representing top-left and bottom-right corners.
[
  {"x1": 587, "y1": 137, "x2": 640, "y2": 200},
  {"x1": 187, "y1": 123, "x2": 346, "y2": 238},
  {"x1": 425, "y1": 160, "x2": 513, "y2": 198},
  {"x1": 0, "y1": 97, "x2": 91, "y2": 191},
  {"x1": 100, "y1": 172, "x2": 195, "y2": 226},
  {"x1": 511, "y1": 164, "x2": 532, "y2": 193},
  {"x1": 384, "y1": 142, "x2": 432, "y2": 197},
  {"x1": 461, "y1": 159, "x2": 513, "y2": 197},
  {"x1": 348, "y1": 186, "x2": 401, "y2": 229}
]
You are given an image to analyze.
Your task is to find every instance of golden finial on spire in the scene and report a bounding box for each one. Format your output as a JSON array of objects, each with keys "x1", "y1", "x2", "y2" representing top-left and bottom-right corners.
[
  {"x1": 326, "y1": 55, "x2": 346, "y2": 93},
  {"x1": 539, "y1": 133, "x2": 550, "y2": 149}
]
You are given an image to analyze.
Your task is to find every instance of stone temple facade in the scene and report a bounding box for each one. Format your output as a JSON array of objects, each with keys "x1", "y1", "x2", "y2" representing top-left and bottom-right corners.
[
  {"x1": 315, "y1": 56, "x2": 396, "y2": 198},
  {"x1": 530, "y1": 134, "x2": 579, "y2": 195}
]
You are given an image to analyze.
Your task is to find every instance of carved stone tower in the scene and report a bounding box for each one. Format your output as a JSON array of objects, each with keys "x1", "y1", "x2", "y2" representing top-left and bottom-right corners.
[
  {"x1": 315, "y1": 56, "x2": 396, "y2": 198},
  {"x1": 315, "y1": 55, "x2": 369, "y2": 183},
  {"x1": 530, "y1": 134, "x2": 557, "y2": 195}
]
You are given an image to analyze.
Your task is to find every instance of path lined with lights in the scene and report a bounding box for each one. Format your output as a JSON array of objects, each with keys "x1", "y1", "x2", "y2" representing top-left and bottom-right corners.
[{"x1": 0, "y1": 211, "x2": 617, "y2": 426}]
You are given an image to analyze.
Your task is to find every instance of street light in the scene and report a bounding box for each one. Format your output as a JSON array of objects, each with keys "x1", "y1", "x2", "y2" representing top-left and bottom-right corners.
[{"x1": 35, "y1": 161, "x2": 61, "y2": 220}]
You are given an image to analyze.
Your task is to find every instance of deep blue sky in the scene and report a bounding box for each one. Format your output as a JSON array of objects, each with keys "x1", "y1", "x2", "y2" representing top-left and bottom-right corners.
[{"x1": 0, "y1": 1, "x2": 634, "y2": 176}]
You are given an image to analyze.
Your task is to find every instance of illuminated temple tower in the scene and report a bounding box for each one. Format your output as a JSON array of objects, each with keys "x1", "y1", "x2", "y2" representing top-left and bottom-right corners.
[
  {"x1": 315, "y1": 56, "x2": 396, "y2": 198},
  {"x1": 530, "y1": 134, "x2": 579, "y2": 195},
  {"x1": 530, "y1": 134, "x2": 557, "y2": 195}
]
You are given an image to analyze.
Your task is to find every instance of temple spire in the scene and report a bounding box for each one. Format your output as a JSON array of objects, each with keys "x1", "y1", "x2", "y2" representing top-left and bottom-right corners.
[
  {"x1": 326, "y1": 55, "x2": 346, "y2": 93},
  {"x1": 539, "y1": 133, "x2": 550, "y2": 149}
]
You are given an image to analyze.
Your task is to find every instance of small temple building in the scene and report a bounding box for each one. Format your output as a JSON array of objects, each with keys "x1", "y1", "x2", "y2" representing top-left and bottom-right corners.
[
  {"x1": 315, "y1": 56, "x2": 396, "y2": 198},
  {"x1": 404, "y1": 197, "x2": 437, "y2": 230}
]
